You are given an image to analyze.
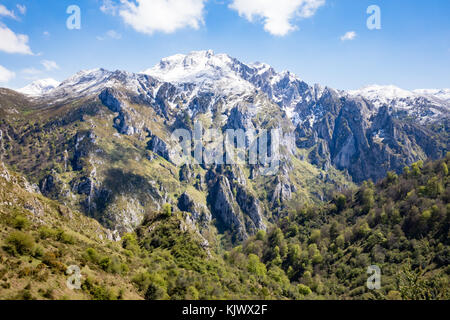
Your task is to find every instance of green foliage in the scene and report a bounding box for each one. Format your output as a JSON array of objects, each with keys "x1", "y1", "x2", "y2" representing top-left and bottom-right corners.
[
  {"x1": 12, "y1": 215, "x2": 30, "y2": 230},
  {"x1": 298, "y1": 284, "x2": 312, "y2": 296},
  {"x1": 4, "y1": 231, "x2": 35, "y2": 256},
  {"x1": 247, "y1": 254, "x2": 267, "y2": 277},
  {"x1": 398, "y1": 264, "x2": 449, "y2": 300},
  {"x1": 441, "y1": 162, "x2": 448, "y2": 176},
  {"x1": 38, "y1": 226, "x2": 58, "y2": 239},
  {"x1": 162, "y1": 204, "x2": 172, "y2": 218},
  {"x1": 238, "y1": 157, "x2": 450, "y2": 300},
  {"x1": 122, "y1": 233, "x2": 140, "y2": 254},
  {"x1": 82, "y1": 278, "x2": 117, "y2": 300},
  {"x1": 0, "y1": 150, "x2": 448, "y2": 301}
]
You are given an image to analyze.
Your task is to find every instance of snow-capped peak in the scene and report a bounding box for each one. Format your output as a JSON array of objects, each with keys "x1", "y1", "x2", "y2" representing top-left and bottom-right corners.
[
  {"x1": 347, "y1": 84, "x2": 449, "y2": 124},
  {"x1": 18, "y1": 78, "x2": 61, "y2": 96},
  {"x1": 413, "y1": 88, "x2": 450, "y2": 102},
  {"x1": 142, "y1": 50, "x2": 255, "y2": 94},
  {"x1": 59, "y1": 68, "x2": 111, "y2": 90},
  {"x1": 348, "y1": 84, "x2": 414, "y2": 101},
  {"x1": 348, "y1": 84, "x2": 450, "y2": 106}
]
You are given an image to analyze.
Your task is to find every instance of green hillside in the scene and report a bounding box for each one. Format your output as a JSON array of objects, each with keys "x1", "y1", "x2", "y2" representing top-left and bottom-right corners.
[{"x1": 1, "y1": 155, "x2": 448, "y2": 300}]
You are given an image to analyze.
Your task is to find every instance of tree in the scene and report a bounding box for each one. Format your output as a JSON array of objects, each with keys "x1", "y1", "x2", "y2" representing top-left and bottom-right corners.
[
  {"x1": 310, "y1": 229, "x2": 321, "y2": 244},
  {"x1": 247, "y1": 254, "x2": 267, "y2": 277},
  {"x1": 298, "y1": 284, "x2": 312, "y2": 296},
  {"x1": 335, "y1": 194, "x2": 347, "y2": 212}
]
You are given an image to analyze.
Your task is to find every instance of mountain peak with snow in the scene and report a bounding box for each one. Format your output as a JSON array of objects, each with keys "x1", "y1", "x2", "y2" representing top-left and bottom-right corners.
[
  {"x1": 413, "y1": 88, "x2": 450, "y2": 102},
  {"x1": 17, "y1": 78, "x2": 61, "y2": 96},
  {"x1": 141, "y1": 50, "x2": 255, "y2": 94},
  {"x1": 348, "y1": 84, "x2": 414, "y2": 100}
]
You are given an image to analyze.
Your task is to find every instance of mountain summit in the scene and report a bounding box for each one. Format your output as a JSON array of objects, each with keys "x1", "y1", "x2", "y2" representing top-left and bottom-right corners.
[
  {"x1": 17, "y1": 78, "x2": 60, "y2": 96},
  {"x1": 142, "y1": 50, "x2": 254, "y2": 94}
]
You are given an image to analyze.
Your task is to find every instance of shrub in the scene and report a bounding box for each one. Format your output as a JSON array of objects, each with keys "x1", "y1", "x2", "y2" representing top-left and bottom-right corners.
[
  {"x1": 33, "y1": 245, "x2": 44, "y2": 258},
  {"x1": 38, "y1": 226, "x2": 58, "y2": 239},
  {"x1": 99, "y1": 257, "x2": 112, "y2": 271},
  {"x1": 42, "y1": 251, "x2": 66, "y2": 272},
  {"x1": 247, "y1": 254, "x2": 267, "y2": 277},
  {"x1": 132, "y1": 271, "x2": 152, "y2": 291},
  {"x1": 310, "y1": 229, "x2": 321, "y2": 244},
  {"x1": 186, "y1": 286, "x2": 199, "y2": 300},
  {"x1": 162, "y1": 204, "x2": 172, "y2": 218},
  {"x1": 56, "y1": 229, "x2": 75, "y2": 244},
  {"x1": 12, "y1": 215, "x2": 30, "y2": 230},
  {"x1": 122, "y1": 233, "x2": 140, "y2": 254},
  {"x1": 298, "y1": 284, "x2": 312, "y2": 296},
  {"x1": 84, "y1": 248, "x2": 100, "y2": 263},
  {"x1": 145, "y1": 283, "x2": 167, "y2": 300},
  {"x1": 82, "y1": 278, "x2": 116, "y2": 300},
  {"x1": 4, "y1": 231, "x2": 35, "y2": 256}
]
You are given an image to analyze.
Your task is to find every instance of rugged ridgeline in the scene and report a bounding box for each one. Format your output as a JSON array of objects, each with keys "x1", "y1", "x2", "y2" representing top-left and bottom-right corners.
[
  {"x1": 0, "y1": 154, "x2": 448, "y2": 300},
  {"x1": 0, "y1": 50, "x2": 448, "y2": 243}
]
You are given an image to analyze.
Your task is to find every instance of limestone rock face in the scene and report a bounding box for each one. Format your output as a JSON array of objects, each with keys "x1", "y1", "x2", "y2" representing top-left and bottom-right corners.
[
  {"x1": 211, "y1": 175, "x2": 247, "y2": 241},
  {"x1": 177, "y1": 192, "x2": 211, "y2": 224},
  {"x1": 207, "y1": 166, "x2": 266, "y2": 241},
  {"x1": 147, "y1": 135, "x2": 171, "y2": 161}
]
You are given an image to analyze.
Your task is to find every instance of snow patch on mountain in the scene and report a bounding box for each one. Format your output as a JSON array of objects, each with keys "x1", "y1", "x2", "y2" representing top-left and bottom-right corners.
[
  {"x1": 348, "y1": 84, "x2": 450, "y2": 124},
  {"x1": 18, "y1": 78, "x2": 61, "y2": 96},
  {"x1": 14, "y1": 52, "x2": 448, "y2": 128},
  {"x1": 142, "y1": 50, "x2": 255, "y2": 95},
  {"x1": 348, "y1": 85, "x2": 416, "y2": 107},
  {"x1": 413, "y1": 88, "x2": 450, "y2": 102},
  {"x1": 349, "y1": 85, "x2": 450, "y2": 107}
]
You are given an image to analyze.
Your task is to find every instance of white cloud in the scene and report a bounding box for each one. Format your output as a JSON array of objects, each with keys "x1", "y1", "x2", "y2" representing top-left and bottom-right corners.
[
  {"x1": 41, "y1": 60, "x2": 60, "y2": 71},
  {"x1": 0, "y1": 65, "x2": 16, "y2": 83},
  {"x1": 0, "y1": 4, "x2": 16, "y2": 19},
  {"x1": 229, "y1": 0, "x2": 325, "y2": 36},
  {"x1": 113, "y1": 0, "x2": 206, "y2": 35},
  {"x1": 107, "y1": 30, "x2": 122, "y2": 39},
  {"x1": 0, "y1": 24, "x2": 33, "y2": 54},
  {"x1": 340, "y1": 31, "x2": 356, "y2": 41},
  {"x1": 97, "y1": 29, "x2": 122, "y2": 40},
  {"x1": 16, "y1": 4, "x2": 26, "y2": 15},
  {"x1": 100, "y1": 0, "x2": 118, "y2": 16}
]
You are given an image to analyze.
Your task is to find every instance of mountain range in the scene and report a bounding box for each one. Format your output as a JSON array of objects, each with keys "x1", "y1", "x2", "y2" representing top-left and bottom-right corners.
[
  {"x1": 1, "y1": 50, "x2": 448, "y2": 240},
  {"x1": 0, "y1": 50, "x2": 449, "y2": 300}
]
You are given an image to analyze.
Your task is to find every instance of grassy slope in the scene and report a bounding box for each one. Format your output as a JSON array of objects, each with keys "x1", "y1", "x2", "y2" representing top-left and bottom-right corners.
[{"x1": 0, "y1": 163, "x2": 305, "y2": 300}]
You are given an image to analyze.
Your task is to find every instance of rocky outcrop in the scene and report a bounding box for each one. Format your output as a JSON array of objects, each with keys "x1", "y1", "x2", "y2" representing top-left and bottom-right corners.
[
  {"x1": 207, "y1": 166, "x2": 266, "y2": 241},
  {"x1": 71, "y1": 130, "x2": 97, "y2": 171},
  {"x1": 210, "y1": 175, "x2": 246, "y2": 240},
  {"x1": 39, "y1": 174, "x2": 64, "y2": 199},
  {"x1": 99, "y1": 88, "x2": 144, "y2": 136},
  {"x1": 272, "y1": 175, "x2": 293, "y2": 205},
  {"x1": 0, "y1": 161, "x2": 10, "y2": 182},
  {"x1": 177, "y1": 192, "x2": 211, "y2": 224},
  {"x1": 0, "y1": 129, "x2": 4, "y2": 160},
  {"x1": 147, "y1": 135, "x2": 170, "y2": 160},
  {"x1": 179, "y1": 164, "x2": 193, "y2": 182}
]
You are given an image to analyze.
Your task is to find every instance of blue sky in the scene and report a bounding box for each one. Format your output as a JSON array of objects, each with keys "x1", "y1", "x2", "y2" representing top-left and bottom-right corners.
[{"x1": 0, "y1": 0, "x2": 449, "y2": 90}]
